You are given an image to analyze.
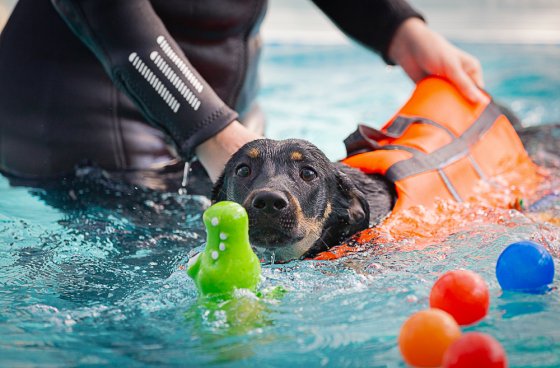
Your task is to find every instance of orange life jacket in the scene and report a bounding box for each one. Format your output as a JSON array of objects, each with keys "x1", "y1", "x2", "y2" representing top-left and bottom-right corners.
[{"x1": 342, "y1": 76, "x2": 537, "y2": 213}]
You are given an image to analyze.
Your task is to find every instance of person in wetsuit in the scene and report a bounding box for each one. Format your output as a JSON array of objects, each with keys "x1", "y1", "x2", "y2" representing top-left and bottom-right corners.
[{"x1": 0, "y1": 0, "x2": 484, "y2": 189}]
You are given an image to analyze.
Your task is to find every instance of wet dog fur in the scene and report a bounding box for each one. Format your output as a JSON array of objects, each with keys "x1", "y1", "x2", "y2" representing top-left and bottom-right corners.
[{"x1": 212, "y1": 139, "x2": 395, "y2": 261}]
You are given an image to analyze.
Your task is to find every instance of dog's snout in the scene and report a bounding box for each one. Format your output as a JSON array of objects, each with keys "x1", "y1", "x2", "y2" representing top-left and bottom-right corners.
[{"x1": 251, "y1": 191, "x2": 289, "y2": 213}]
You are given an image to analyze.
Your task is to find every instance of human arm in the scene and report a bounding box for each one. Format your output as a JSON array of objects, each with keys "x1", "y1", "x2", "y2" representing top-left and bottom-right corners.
[
  {"x1": 311, "y1": 0, "x2": 485, "y2": 103},
  {"x1": 50, "y1": 0, "x2": 259, "y2": 174},
  {"x1": 311, "y1": 0, "x2": 422, "y2": 62}
]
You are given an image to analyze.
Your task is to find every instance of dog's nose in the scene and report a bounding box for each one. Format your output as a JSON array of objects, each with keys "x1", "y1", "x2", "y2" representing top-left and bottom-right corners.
[{"x1": 251, "y1": 191, "x2": 289, "y2": 213}]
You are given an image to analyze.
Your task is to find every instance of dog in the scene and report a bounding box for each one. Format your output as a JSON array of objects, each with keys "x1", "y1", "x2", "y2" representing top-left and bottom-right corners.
[{"x1": 212, "y1": 138, "x2": 396, "y2": 261}]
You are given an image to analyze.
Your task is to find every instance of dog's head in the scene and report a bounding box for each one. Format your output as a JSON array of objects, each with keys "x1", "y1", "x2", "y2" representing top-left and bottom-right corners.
[{"x1": 212, "y1": 139, "x2": 370, "y2": 261}]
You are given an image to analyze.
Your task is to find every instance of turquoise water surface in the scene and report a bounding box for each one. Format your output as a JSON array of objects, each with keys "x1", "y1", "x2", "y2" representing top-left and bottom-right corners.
[{"x1": 1, "y1": 42, "x2": 559, "y2": 367}]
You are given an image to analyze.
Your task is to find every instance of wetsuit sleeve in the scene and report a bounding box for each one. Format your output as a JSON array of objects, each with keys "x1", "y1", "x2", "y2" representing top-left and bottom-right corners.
[
  {"x1": 50, "y1": 0, "x2": 238, "y2": 160},
  {"x1": 311, "y1": 0, "x2": 423, "y2": 63}
]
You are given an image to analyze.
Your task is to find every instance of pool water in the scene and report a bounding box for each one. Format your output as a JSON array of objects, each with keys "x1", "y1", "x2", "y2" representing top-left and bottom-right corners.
[{"x1": 1, "y1": 42, "x2": 559, "y2": 367}]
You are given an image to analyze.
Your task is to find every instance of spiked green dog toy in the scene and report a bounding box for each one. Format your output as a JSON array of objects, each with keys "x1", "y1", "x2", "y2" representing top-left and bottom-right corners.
[{"x1": 187, "y1": 201, "x2": 261, "y2": 297}]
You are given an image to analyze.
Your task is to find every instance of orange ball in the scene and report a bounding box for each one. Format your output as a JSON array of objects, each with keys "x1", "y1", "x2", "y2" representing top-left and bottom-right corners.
[
  {"x1": 399, "y1": 309, "x2": 462, "y2": 367},
  {"x1": 430, "y1": 269, "x2": 490, "y2": 325}
]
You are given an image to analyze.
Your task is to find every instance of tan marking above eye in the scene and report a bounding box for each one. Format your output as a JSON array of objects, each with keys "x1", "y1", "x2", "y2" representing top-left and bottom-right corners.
[
  {"x1": 290, "y1": 151, "x2": 303, "y2": 161},
  {"x1": 247, "y1": 148, "x2": 260, "y2": 158}
]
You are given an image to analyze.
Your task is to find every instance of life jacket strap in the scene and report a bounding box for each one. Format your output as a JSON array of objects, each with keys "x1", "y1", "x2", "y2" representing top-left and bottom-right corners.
[
  {"x1": 344, "y1": 101, "x2": 501, "y2": 182},
  {"x1": 344, "y1": 115, "x2": 455, "y2": 157},
  {"x1": 384, "y1": 102, "x2": 501, "y2": 182}
]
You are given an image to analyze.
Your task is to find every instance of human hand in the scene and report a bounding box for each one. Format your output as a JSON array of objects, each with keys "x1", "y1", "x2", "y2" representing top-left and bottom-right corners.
[
  {"x1": 195, "y1": 120, "x2": 262, "y2": 183},
  {"x1": 388, "y1": 18, "x2": 485, "y2": 103}
]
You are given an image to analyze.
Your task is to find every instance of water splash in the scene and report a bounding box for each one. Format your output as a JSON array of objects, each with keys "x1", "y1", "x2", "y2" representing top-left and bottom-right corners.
[{"x1": 178, "y1": 161, "x2": 192, "y2": 196}]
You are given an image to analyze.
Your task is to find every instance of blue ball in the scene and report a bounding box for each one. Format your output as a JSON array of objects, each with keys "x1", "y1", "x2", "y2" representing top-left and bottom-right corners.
[{"x1": 496, "y1": 241, "x2": 555, "y2": 294}]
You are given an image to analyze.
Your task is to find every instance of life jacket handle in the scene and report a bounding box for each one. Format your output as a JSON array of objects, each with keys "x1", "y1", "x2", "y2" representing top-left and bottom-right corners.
[{"x1": 344, "y1": 115, "x2": 451, "y2": 157}]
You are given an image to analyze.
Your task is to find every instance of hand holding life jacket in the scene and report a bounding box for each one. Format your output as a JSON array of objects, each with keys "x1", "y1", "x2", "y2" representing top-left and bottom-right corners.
[{"x1": 343, "y1": 76, "x2": 537, "y2": 212}]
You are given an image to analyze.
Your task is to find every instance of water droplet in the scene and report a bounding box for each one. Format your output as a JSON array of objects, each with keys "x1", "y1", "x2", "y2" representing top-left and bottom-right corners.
[
  {"x1": 406, "y1": 295, "x2": 418, "y2": 303},
  {"x1": 178, "y1": 161, "x2": 191, "y2": 195}
]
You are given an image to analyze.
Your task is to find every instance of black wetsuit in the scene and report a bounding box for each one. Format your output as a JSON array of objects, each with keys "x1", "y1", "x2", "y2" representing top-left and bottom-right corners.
[{"x1": 0, "y1": 0, "x2": 421, "y2": 183}]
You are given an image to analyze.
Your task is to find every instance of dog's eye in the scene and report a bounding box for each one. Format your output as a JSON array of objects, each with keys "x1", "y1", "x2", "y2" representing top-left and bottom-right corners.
[
  {"x1": 235, "y1": 164, "x2": 251, "y2": 177},
  {"x1": 300, "y1": 167, "x2": 317, "y2": 182}
]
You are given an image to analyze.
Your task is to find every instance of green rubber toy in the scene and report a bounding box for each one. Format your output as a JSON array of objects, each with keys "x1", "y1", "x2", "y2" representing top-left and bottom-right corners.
[{"x1": 187, "y1": 201, "x2": 261, "y2": 297}]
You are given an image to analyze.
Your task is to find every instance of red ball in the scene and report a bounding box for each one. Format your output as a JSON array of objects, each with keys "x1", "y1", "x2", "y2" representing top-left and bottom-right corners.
[
  {"x1": 443, "y1": 332, "x2": 507, "y2": 368},
  {"x1": 430, "y1": 270, "x2": 490, "y2": 325}
]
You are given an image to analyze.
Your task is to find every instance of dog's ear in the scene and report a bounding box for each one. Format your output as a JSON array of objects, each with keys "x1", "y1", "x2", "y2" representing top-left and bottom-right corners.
[
  {"x1": 211, "y1": 173, "x2": 227, "y2": 203},
  {"x1": 333, "y1": 168, "x2": 369, "y2": 229},
  {"x1": 305, "y1": 167, "x2": 370, "y2": 257}
]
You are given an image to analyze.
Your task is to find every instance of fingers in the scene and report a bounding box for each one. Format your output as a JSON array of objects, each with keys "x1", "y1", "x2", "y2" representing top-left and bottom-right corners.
[
  {"x1": 460, "y1": 52, "x2": 484, "y2": 88},
  {"x1": 446, "y1": 60, "x2": 486, "y2": 104}
]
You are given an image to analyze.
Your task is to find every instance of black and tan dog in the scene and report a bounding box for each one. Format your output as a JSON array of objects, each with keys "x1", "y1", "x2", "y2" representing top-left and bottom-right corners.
[{"x1": 212, "y1": 138, "x2": 396, "y2": 261}]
